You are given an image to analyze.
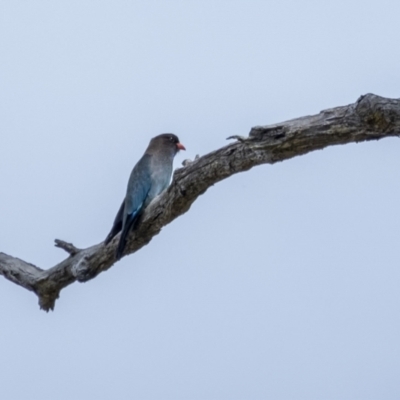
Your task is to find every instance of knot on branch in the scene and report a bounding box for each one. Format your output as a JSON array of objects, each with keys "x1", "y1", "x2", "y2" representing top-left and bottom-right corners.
[
  {"x1": 69, "y1": 244, "x2": 104, "y2": 282},
  {"x1": 71, "y1": 255, "x2": 93, "y2": 282},
  {"x1": 356, "y1": 93, "x2": 400, "y2": 133}
]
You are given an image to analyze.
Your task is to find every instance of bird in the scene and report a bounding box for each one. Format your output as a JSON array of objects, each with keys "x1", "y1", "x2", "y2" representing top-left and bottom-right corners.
[{"x1": 105, "y1": 133, "x2": 185, "y2": 260}]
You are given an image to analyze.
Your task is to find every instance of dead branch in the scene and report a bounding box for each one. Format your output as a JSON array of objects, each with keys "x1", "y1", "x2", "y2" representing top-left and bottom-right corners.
[{"x1": 1, "y1": 93, "x2": 399, "y2": 311}]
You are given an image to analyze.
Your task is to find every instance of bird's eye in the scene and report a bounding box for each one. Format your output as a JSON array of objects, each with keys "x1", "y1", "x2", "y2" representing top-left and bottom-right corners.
[{"x1": 169, "y1": 136, "x2": 174, "y2": 142}]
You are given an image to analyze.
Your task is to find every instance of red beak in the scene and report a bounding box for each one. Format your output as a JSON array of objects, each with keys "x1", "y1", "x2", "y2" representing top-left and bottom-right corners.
[{"x1": 176, "y1": 142, "x2": 186, "y2": 151}]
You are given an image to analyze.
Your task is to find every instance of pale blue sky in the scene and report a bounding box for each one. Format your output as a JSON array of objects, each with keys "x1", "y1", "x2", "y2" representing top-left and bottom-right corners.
[{"x1": 1, "y1": 1, "x2": 399, "y2": 399}]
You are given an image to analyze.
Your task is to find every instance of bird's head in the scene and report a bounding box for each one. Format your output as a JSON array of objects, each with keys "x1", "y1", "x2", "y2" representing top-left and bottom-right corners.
[{"x1": 150, "y1": 133, "x2": 186, "y2": 155}]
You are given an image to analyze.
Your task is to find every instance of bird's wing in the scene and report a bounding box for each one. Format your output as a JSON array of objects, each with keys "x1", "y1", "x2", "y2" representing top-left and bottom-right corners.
[
  {"x1": 115, "y1": 154, "x2": 152, "y2": 260},
  {"x1": 124, "y1": 154, "x2": 152, "y2": 218}
]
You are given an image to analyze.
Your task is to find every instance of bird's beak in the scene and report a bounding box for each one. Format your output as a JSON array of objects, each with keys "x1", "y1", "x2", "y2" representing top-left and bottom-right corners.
[{"x1": 176, "y1": 142, "x2": 186, "y2": 151}]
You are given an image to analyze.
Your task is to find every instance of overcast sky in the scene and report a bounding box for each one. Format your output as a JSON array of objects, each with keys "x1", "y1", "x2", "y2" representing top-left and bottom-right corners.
[{"x1": 1, "y1": 1, "x2": 400, "y2": 399}]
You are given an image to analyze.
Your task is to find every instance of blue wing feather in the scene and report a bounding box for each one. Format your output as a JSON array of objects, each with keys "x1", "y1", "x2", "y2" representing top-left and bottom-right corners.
[{"x1": 115, "y1": 154, "x2": 152, "y2": 260}]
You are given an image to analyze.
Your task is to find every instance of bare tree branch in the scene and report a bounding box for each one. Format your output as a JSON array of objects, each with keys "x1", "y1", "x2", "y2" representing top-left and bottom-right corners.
[{"x1": 1, "y1": 93, "x2": 399, "y2": 311}]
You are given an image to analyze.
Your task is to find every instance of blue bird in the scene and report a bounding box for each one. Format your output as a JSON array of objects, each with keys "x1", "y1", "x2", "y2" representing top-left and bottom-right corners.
[{"x1": 105, "y1": 133, "x2": 185, "y2": 260}]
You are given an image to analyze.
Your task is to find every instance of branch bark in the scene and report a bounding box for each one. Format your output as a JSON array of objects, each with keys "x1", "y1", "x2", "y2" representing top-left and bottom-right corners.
[{"x1": 1, "y1": 93, "x2": 399, "y2": 311}]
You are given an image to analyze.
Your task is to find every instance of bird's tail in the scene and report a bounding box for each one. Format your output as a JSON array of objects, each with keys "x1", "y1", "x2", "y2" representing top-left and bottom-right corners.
[
  {"x1": 115, "y1": 232, "x2": 128, "y2": 260},
  {"x1": 105, "y1": 222, "x2": 121, "y2": 245},
  {"x1": 105, "y1": 200, "x2": 125, "y2": 245},
  {"x1": 115, "y1": 213, "x2": 139, "y2": 260}
]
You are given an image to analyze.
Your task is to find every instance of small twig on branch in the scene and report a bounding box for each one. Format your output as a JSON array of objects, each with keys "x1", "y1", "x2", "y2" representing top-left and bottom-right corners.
[
  {"x1": 226, "y1": 135, "x2": 248, "y2": 142},
  {"x1": 54, "y1": 239, "x2": 81, "y2": 256},
  {"x1": 182, "y1": 154, "x2": 200, "y2": 166}
]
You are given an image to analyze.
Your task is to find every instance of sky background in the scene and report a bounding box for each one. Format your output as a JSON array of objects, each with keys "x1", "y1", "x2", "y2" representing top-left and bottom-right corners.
[{"x1": 1, "y1": 1, "x2": 400, "y2": 399}]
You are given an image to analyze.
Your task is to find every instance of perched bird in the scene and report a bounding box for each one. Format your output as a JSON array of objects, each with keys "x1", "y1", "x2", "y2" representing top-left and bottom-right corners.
[{"x1": 105, "y1": 133, "x2": 185, "y2": 260}]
